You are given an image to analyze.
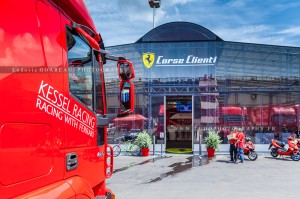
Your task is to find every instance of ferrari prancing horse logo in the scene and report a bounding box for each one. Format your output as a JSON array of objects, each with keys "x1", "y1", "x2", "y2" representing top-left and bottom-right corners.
[{"x1": 142, "y1": 52, "x2": 155, "y2": 69}]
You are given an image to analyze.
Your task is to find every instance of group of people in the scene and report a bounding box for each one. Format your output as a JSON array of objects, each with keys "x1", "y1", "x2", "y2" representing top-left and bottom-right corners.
[
  {"x1": 227, "y1": 125, "x2": 300, "y2": 164},
  {"x1": 228, "y1": 127, "x2": 245, "y2": 164}
]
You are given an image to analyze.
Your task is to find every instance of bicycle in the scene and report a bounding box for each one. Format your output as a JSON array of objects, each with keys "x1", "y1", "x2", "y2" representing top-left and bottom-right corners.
[{"x1": 113, "y1": 137, "x2": 140, "y2": 157}]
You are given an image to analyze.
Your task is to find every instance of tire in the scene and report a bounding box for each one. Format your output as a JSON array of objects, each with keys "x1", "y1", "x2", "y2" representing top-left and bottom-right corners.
[
  {"x1": 271, "y1": 148, "x2": 278, "y2": 157},
  {"x1": 130, "y1": 145, "x2": 140, "y2": 156},
  {"x1": 291, "y1": 152, "x2": 300, "y2": 161},
  {"x1": 113, "y1": 145, "x2": 121, "y2": 157},
  {"x1": 248, "y1": 151, "x2": 258, "y2": 161}
]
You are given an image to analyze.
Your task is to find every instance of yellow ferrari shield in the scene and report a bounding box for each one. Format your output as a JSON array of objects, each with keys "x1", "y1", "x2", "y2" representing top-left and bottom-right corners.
[{"x1": 142, "y1": 52, "x2": 155, "y2": 68}]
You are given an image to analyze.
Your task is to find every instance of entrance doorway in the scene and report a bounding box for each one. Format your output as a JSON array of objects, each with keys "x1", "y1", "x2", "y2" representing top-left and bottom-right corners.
[{"x1": 166, "y1": 96, "x2": 192, "y2": 153}]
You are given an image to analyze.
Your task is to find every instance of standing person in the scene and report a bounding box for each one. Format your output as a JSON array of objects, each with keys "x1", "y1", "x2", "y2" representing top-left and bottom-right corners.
[
  {"x1": 294, "y1": 125, "x2": 300, "y2": 139},
  {"x1": 227, "y1": 127, "x2": 238, "y2": 163},
  {"x1": 236, "y1": 129, "x2": 245, "y2": 164}
]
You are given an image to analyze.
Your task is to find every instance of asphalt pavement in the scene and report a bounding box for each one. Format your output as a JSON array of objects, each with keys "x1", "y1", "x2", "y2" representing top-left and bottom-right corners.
[{"x1": 107, "y1": 154, "x2": 300, "y2": 199}]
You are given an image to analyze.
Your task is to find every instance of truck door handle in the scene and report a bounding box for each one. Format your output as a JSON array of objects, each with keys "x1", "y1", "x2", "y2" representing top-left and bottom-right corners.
[{"x1": 66, "y1": 152, "x2": 78, "y2": 171}]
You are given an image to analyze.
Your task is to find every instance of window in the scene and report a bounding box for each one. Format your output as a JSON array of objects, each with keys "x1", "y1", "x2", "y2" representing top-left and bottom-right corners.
[
  {"x1": 94, "y1": 54, "x2": 105, "y2": 114},
  {"x1": 272, "y1": 115, "x2": 296, "y2": 123},
  {"x1": 94, "y1": 54, "x2": 105, "y2": 146},
  {"x1": 66, "y1": 28, "x2": 105, "y2": 146},
  {"x1": 66, "y1": 28, "x2": 93, "y2": 109},
  {"x1": 220, "y1": 115, "x2": 243, "y2": 123}
]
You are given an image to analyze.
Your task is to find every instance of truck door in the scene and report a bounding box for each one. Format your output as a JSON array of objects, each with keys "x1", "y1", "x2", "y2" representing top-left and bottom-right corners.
[{"x1": 62, "y1": 22, "x2": 107, "y2": 188}]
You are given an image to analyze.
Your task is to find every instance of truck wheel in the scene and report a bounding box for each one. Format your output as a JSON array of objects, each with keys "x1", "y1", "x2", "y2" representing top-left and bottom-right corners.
[
  {"x1": 248, "y1": 151, "x2": 258, "y2": 161},
  {"x1": 271, "y1": 148, "x2": 278, "y2": 157}
]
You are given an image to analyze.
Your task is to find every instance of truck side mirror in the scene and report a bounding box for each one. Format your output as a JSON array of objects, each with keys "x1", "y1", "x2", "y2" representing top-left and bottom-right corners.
[
  {"x1": 117, "y1": 60, "x2": 135, "y2": 80},
  {"x1": 97, "y1": 114, "x2": 110, "y2": 127},
  {"x1": 119, "y1": 81, "x2": 134, "y2": 114}
]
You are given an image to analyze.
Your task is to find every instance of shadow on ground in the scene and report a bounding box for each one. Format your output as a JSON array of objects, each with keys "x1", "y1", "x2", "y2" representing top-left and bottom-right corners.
[
  {"x1": 264, "y1": 156, "x2": 294, "y2": 161},
  {"x1": 146, "y1": 155, "x2": 213, "y2": 183}
]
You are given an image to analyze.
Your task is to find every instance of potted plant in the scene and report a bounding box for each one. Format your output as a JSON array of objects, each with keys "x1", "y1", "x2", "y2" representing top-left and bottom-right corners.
[
  {"x1": 134, "y1": 131, "x2": 152, "y2": 156},
  {"x1": 204, "y1": 130, "x2": 222, "y2": 157}
]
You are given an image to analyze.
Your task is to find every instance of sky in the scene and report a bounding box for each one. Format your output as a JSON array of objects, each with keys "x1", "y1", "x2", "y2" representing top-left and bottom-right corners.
[{"x1": 85, "y1": 0, "x2": 300, "y2": 47}]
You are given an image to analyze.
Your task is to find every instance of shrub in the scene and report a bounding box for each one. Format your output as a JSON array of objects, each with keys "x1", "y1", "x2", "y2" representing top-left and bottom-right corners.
[
  {"x1": 204, "y1": 130, "x2": 222, "y2": 149},
  {"x1": 134, "y1": 131, "x2": 152, "y2": 149}
]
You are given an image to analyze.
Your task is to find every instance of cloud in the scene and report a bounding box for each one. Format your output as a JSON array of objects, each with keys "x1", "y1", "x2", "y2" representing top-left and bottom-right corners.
[
  {"x1": 158, "y1": 0, "x2": 197, "y2": 7},
  {"x1": 13, "y1": 33, "x2": 40, "y2": 51},
  {"x1": 213, "y1": 25, "x2": 270, "y2": 41},
  {"x1": 85, "y1": 0, "x2": 159, "y2": 45},
  {"x1": 43, "y1": 36, "x2": 54, "y2": 53},
  {"x1": 85, "y1": 0, "x2": 300, "y2": 47},
  {"x1": 0, "y1": 47, "x2": 20, "y2": 66},
  {"x1": 167, "y1": 0, "x2": 195, "y2": 4},
  {"x1": 271, "y1": 1, "x2": 300, "y2": 11},
  {"x1": 85, "y1": 0, "x2": 194, "y2": 26},
  {"x1": 277, "y1": 27, "x2": 300, "y2": 36},
  {"x1": 213, "y1": 25, "x2": 298, "y2": 46},
  {"x1": 226, "y1": 0, "x2": 247, "y2": 8},
  {"x1": 174, "y1": 6, "x2": 181, "y2": 21}
]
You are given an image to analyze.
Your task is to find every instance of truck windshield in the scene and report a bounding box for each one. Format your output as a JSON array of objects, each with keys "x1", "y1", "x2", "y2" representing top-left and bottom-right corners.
[
  {"x1": 220, "y1": 115, "x2": 243, "y2": 122},
  {"x1": 272, "y1": 115, "x2": 296, "y2": 122}
]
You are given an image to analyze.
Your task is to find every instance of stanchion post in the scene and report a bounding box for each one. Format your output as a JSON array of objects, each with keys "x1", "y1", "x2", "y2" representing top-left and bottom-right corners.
[
  {"x1": 152, "y1": 135, "x2": 156, "y2": 156},
  {"x1": 199, "y1": 134, "x2": 202, "y2": 159}
]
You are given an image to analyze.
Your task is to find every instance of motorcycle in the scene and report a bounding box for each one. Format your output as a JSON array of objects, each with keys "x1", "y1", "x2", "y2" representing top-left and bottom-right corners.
[
  {"x1": 268, "y1": 136, "x2": 300, "y2": 161},
  {"x1": 244, "y1": 137, "x2": 258, "y2": 161}
]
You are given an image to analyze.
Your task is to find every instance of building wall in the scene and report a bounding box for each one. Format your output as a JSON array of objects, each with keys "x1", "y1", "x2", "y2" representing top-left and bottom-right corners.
[{"x1": 105, "y1": 41, "x2": 300, "y2": 146}]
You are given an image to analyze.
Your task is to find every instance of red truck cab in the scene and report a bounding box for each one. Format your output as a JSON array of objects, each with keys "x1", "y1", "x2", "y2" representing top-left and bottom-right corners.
[
  {"x1": 219, "y1": 106, "x2": 249, "y2": 128},
  {"x1": 270, "y1": 106, "x2": 296, "y2": 131},
  {"x1": 0, "y1": 1, "x2": 134, "y2": 198},
  {"x1": 249, "y1": 105, "x2": 296, "y2": 133}
]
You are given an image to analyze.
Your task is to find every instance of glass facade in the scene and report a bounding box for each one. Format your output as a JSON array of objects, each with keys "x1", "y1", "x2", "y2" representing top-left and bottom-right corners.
[{"x1": 104, "y1": 23, "x2": 300, "y2": 152}]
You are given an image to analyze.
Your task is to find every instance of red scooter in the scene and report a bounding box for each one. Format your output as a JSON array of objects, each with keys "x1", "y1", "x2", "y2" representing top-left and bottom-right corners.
[
  {"x1": 268, "y1": 136, "x2": 300, "y2": 161},
  {"x1": 244, "y1": 137, "x2": 258, "y2": 161}
]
